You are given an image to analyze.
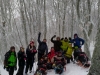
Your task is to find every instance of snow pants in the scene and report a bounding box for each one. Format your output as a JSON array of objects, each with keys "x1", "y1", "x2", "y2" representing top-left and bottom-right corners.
[
  {"x1": 8, "y1": 66, "x2": 14, "y2": 75},
  {"x1": 25, "y1": 59, "x2": 34, "y2": 73},
  {"x1": 16, "y1": 64, "x2": 25, "y2": 75}
]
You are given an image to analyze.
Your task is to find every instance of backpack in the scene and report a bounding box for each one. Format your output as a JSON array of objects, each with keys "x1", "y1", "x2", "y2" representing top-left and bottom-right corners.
[
  {"x1": 34, "y1": 70, "x2": 42, "y2": 75},
  {"x1": 34, "y1": 69, "x2": 47, "y2": 75},
  {"x1": 55, "y1": 64, "x2": 63, "y2": 74}
]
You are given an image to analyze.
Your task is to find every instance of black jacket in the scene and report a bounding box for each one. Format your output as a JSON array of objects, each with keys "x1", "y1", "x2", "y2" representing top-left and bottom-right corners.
[
  {"x1": 17, "y1": 50, "x2": 26, "y2": 66},
  {"x1": 51, "y1": 37, "x2": 62, "y2": 52},
  {"x1": 38, "y1": 34, "x2": 48, "y2": 54},
  {"x1": 78, "y1": 52, "x2": 88, "y2": 63},
  {"x1": 26, "y1": 45, "x2": 37, "y2": 60}
]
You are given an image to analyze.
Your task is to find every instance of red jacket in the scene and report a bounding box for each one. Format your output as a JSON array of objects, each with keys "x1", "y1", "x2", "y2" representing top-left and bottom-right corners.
[{"x1": 48, "y1": 50, "x2": 56, "y2": 61}]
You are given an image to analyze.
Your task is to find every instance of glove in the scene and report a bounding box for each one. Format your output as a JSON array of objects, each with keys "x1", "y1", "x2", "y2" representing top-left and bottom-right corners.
[
  {"x1": 31, "y1": 50, "x2": 33, "y2": 53},
  {"x1": 52, "y1": 64, "x2": 55, "y2": 68},
  {"x1": 4, "y1": 65, "x2": 8, "y2": 69},
  {"x1": 14, "y1": 66, "x2": 17, "y2": 70},
  {"x1": 38, "y1": 32, "x2": 41, "y2": 35},
  {"x1": 24, "y1": 58, "x2": 26, "y2": 60},
  {"x1": 33, "y1": 50, "x2": 37, "y2": 53},
  {"x1": 3, "y1": 66, "x2": 6, "y2": 69},
  {"x1": 53, "y1": 35, "x2": 56, "y2": 38},
  {"x1": 6, "y1": 67, "x2": 9, "y2": 71}
]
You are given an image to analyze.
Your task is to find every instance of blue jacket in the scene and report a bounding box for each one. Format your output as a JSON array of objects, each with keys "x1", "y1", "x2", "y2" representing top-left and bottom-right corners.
[{"x1": 72, "y1": 34, "x2": 84, "y2": 48}]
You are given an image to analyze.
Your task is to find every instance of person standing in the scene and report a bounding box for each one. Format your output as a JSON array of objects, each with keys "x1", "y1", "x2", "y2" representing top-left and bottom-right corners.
[
  {"x1": 64, "y1": 43, "x2": 74, "y2": 63},
  {"x1": 16, "y1": 47, "x2": 26, "y2": 75},
  {"x1": 51, "y1": 35, "x2": 62, "y2": 52},
  {"x1": 4, "y1": 46, "x2": 17, "y2": 75},
  {"x1": 71, "y1": 34, "x2": 85, "y2": 51},
  {"x1": 61, "y1": 37, "x2": 69, "y2": 54},
  {"x1": 25, "y1": 41, "x2": 37, "y2": 74},
  {"x1": 37, "y1": 32, "x2": 48, "y2": 62}
]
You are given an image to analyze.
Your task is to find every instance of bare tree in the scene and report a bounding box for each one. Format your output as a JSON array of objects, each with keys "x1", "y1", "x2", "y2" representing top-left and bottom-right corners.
[{"x1": 43, "y1": 0, "x2": 47, "y2": 38}]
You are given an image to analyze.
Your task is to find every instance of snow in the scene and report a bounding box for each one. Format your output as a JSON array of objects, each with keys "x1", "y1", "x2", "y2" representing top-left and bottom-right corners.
[
  {"x1": 0, "y1": 65, "x2": 16, "y2": 75},
  {"x1": 0, "y1": 62, "x2": 89, "y2": 75},
  {"x1": 0, "y1": 42, "x2": 94, "y2": 75},
  {"x1": 47, "y1": 62, "x2": 89, "y2": 75}
]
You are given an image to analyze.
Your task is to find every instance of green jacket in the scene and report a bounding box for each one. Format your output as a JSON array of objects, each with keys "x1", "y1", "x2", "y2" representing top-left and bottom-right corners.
[
  {"x1": 61, "y1": 40, "x2": 69, "y2": 51},
  {"x1": 8, "y1": 52, "x2": 17, "y2": 66},
  {"x1": 4, "y1": 50, "x2": 17, "y2": 67},
  {"x1": 65, "y1": 45, "x2": 73, "y2": 58}
]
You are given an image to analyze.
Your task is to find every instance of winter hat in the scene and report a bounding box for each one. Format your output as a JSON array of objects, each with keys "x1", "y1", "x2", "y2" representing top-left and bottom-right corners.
[
  {"x1": 61, "y1": 38, "x2": 64, "y2": 40},
  {"x1": 69, "y1": 37, "x2": 72, "y2": 40},
  {"x1": 30, "y1": 41, "x2": 34, "y2": 44},
  {"x1": 74, "y1": 33, "x2": 78, "y2": 36},
  {"x1": 74, "y1": 33, "x2": 78, "y2": 38},
  {"x1": 65, "y1": 37, "x2": 68, "y2": 39}
]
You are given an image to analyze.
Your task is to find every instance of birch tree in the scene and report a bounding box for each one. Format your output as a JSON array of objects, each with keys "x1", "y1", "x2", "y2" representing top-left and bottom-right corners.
[
  {"x1": 88, "y1": 23, "x2": 100, "y2": 75},
  {"x1": 43, "y1": 0, "x2": 47, "y2": 38}
]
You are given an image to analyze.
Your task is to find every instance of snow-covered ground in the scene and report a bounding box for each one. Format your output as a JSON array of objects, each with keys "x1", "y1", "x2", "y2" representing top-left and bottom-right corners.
[
  {"x1": 47, "y1": 62, "x2": 89, "y2": 75},
  {"x1": 0, "y1": 62, "x2": 89, "y2": 75},
  {"x1": 0, "y1": 42, "x2": 94, "y2": 75}
]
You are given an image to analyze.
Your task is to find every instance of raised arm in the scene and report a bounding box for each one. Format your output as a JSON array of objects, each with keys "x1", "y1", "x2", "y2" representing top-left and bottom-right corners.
[
  {"x1": 45, "y1": 44, "x2": 48, "y2": 55},
  {"x1": 38, "y1": 32, "x2": 41, "y2": 43},
  {"x1": 51, "y1": 35, "x2": 56, "y2": 43}
]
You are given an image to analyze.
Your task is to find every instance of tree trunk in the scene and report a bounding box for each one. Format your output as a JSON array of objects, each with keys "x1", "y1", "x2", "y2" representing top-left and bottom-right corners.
[
  {"x1": 88, "y1": 0, "x2": 100, "y2": 74},
  {"x1": 71, "y1": 0, "x2": 74, "y2": 37},
  {"x1": 88, "y1": 27, "x2": 100, "y2": 75},
  {"x1": 44, "y1": 0, "x2": 47, "y2": 39},
  {"x1": 19, "y1": 0, "x2": 28, "y2": 45}
]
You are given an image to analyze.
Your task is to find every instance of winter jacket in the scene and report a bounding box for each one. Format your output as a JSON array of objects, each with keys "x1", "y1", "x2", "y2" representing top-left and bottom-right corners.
[
  {"x1": 51, "y1": 56, "x2": 66, "y2": 66},
  {"x1": 51, "y1": 37, "x2": 62, "y2": 52},
  {"x1": 37, "y1": 59, "x2": 46, "y2": 68},
  {"x1": 38, "y1": 33, "x2": 48, "y2": 54},
  {"x1": 65, "y1": 44, "x2": 73, "y2": 58},
  {"x1": 4, "y1": 50, "x2": 17, "y2": 67},
  {"x1": 17, "y1": 50, "x2": 26, "y2": 66},
  {"x1": 48, "y1": 50, "x2": 56, "y2": 61},
  {"x1": 71, "y1": 34, "x2": 84, "y2": 48},
  {"x1": 61, "y1": 40, "x2": 69, "y2": 51},
  {"x1": 26, "y1": 45, "x2": 37, "y2": 60},
  {"x1": 78, "y1": 52, "x2": 88, "y2": 63}
]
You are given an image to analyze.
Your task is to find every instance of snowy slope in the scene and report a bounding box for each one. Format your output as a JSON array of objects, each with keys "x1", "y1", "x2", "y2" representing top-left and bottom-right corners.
[
  {"x1": 45, "y1": 62, "x2": 89, "y2": 75},
  {"x1": 0, "y1": 42, "x2": 94, "y2": 75},
  {"x1": 0, "y1": 62, "x2": 89, "y2": 75}
]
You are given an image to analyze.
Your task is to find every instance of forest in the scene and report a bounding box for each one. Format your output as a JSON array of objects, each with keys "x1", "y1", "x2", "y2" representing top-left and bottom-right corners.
[{"x1": 0, "y1": 0, "x2": 100, "y2": 75}]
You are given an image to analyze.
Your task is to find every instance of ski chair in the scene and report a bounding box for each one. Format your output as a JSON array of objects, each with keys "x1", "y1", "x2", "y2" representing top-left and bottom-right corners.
[
  {"x1": 53, "y1": 57, "x2": 66, "y2": 74},
  {"x1": 77, "y1": 52, "x2": 90, "y2": 68},
  {"x1": 42, "y1": 55, "x2": 53, "y2": 70},
  {"x1": 34, "y1": 64, "x2": 47, "y2": 75},
  {"x1": 54, "y1": 61, "x2": 64, "y2": 74},
  {"x1": 46, "y1": 60, "x2": 53, "y2": 70}
]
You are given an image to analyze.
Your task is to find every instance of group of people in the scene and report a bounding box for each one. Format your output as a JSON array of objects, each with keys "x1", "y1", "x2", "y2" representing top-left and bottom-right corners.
[{"x1": 3, "y1": 33, "x2": 90, "y2": 75}]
